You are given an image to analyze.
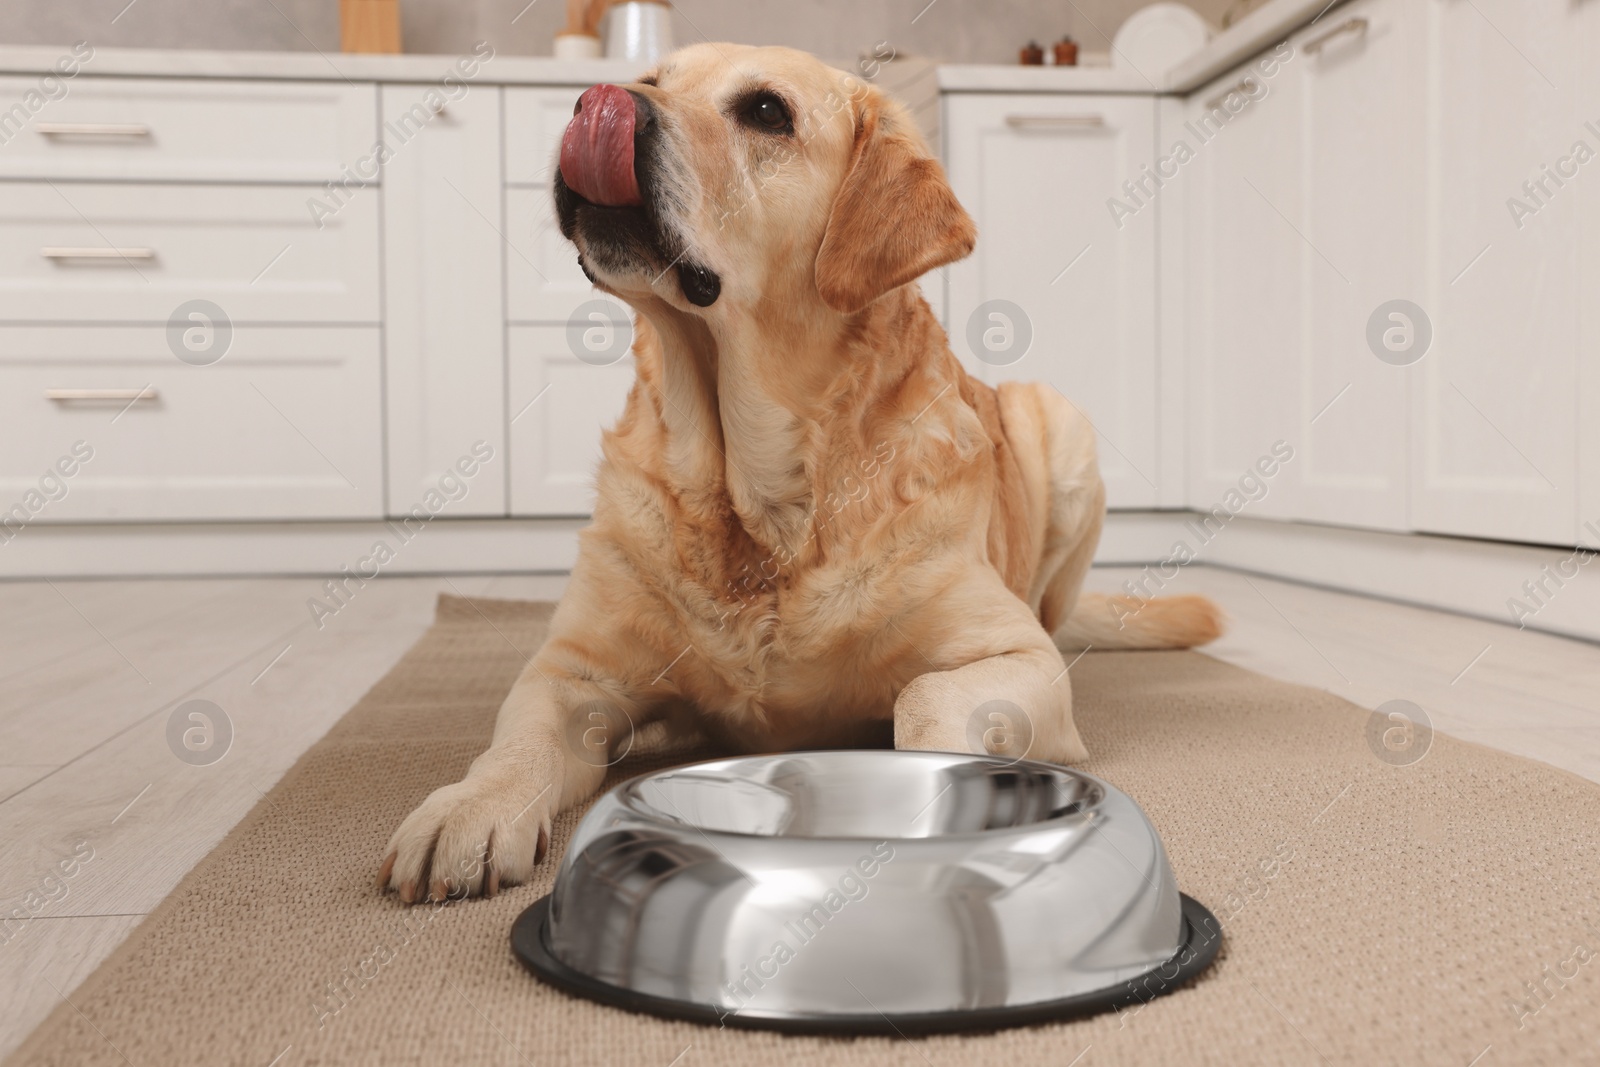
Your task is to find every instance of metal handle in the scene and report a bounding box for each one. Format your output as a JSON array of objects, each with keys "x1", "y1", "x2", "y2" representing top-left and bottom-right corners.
[
  {"x1": 1204, "y1": 77, "x2": 1260, "y2": 111},
  {"x1": 45, "y1": 388, "x2": 160, "y2": 403},
  {"x1": 1004, "y1": 113, "x2": 1105, "y2": 129},
  {"x1": 34, "y1": 122, "x2": 152, "y2": 138},
  {"x1": 41, "y1": 247, "x2": 156, "y2": 261},
  {"x1": 1302, "y1": 16, "x2": 1369, "y2": 55}
]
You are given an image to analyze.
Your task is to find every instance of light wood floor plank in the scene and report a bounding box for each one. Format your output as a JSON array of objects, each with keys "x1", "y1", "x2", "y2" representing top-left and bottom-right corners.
[{"x1": 0, "y1": 914, "x2": 145, "y2": 1062}]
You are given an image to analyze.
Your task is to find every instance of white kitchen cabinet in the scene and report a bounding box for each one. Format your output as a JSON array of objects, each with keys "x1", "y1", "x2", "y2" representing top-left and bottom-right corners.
[
  {"x1": 1583, "y1": 0, "x2": 1600, "y2": 548},
  {"x1": 507, "y1": 322, "x2": 635, "y2": 516},
  {"x1": 505, "y1": 186, "x2": 596, "y2": 325},
  {"x1": 504, "y1": 87, "x2": 584, "y2": 187},
  {"x1": 0, "y1": 76, "x2": 376, "y2": 184},
  {"x1": 502, "y1": 84, "x2": 634, "y2": 517},
  {"x1": 945, "y1": 93, "x2": 1160, "y2": 508},
  {"x1": 0, "y1": 181, "x2": 381, "y2": 323},
  {"x1": 381, "y1": 83, "x2": 507, "y2": 517},
  {"x1": 0, "y1": 28, "x2": 1590, "y2": 574},
  {"x1": 1183, "y1": 57, "x2": 1304, "y2": 520},
  {"x1": 1413, "y1": 0, "x2": 1584, "y2": 545},
  {"x1": 1187, "y1": 0, "x2": 1420, "y2": 531},
  {"x1": 503, "y1": 86, "x2": 598, "y2": 328},
  {"x1": 1288, "y1": 0, "x2": 1421, "y2": 531},
  {"x1": 0, "y1": 326, "x2": 383, "y2": 521}
]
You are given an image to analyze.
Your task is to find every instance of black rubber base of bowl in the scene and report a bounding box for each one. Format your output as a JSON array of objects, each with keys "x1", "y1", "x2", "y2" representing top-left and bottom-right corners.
[{"x1": 511, "y1": 892, "x2": 1221, "y2": 1036}]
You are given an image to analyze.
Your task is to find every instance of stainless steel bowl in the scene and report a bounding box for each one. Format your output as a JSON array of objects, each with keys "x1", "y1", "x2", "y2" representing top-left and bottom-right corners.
[{"x1": 513, "y1": 750, "x2": 1218, "y2": 1034}]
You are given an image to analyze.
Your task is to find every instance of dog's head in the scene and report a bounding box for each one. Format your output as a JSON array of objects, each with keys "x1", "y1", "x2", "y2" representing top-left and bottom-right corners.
[{"x1": 553, "y1": 43, "x2": 975, "y2": 318}]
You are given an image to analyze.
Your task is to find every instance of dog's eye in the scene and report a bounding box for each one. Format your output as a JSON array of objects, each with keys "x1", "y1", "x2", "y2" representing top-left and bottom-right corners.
[{"x1": 744, "y1": 92, "x2": 792, "y2": 133}]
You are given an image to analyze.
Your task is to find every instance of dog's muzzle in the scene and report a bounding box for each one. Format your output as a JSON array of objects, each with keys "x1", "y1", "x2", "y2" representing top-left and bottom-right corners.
[{"x1": 554, "y1": 84, "x2": 722, "y2": 309}]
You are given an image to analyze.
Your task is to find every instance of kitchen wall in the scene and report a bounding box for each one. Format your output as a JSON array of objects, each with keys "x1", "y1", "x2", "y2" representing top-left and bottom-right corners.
[{"x1": 0, "y1": 0, "x2": 1237, "y2": 65}]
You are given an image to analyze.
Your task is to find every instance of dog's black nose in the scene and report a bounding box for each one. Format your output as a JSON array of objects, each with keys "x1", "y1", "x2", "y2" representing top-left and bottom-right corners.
[{"x1": 627, "y1": 89, "x2": 655, "y2": 133}]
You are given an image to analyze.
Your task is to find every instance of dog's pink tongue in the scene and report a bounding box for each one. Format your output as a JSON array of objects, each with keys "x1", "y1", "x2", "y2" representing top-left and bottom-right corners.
[{"x1": 560, "y1": 84, "x2": 642, "y2": 207}]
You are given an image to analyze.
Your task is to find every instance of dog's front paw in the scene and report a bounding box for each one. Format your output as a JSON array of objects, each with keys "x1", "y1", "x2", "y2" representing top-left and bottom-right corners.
[{"x1": 377, "y1": 774, "x2": 554, "y2": 904}]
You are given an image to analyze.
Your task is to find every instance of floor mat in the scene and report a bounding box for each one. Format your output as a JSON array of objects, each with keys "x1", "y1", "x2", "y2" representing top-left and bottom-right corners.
[{"x1": 9, "y1": 594, "x2": 1599, "y2": 1066}]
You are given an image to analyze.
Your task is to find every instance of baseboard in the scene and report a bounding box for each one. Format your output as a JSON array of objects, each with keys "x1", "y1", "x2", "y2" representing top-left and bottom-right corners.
[
  {"x1": 6, "y1": 512, "x2": 1596, "y2": 645},
  {"x1": 0, "y1": 516, "x2": 587, "y2": 579},
  {"x1": 0, "y1": 510, "x2": 1199, "y2": 581},
  {"x1": 1095, "y1": 511, "x2": 1204, "y2": 563},
  {"x1": 1106, "y1": 514, "x2": 1600, "y2": 645}
]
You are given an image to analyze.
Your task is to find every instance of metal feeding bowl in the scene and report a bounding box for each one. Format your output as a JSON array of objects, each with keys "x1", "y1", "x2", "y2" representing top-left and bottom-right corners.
[{"x1": 512, "y1": 750, "x2": 1218, "y2": 1034}]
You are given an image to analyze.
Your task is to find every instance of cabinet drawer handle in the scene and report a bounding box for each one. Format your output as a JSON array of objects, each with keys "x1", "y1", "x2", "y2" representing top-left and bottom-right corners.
[
  {"x1": 1204, "y1": 77, "x2": 1260, "y2": 110},
  {"x1": 1302, "y1": 16, "x2": 1369, "y2": 55},
  {"x1": 1004, "y1": 113, "x2": 1106, "y2": 129},
  {"x1": 41, "y1": 247, "x2": 156, "y2": 261},
  {"x1": 45, "y1": 388, "x2": 160, "y2": 403},
  {"x1": 34, "y1": 122, "x2": 152, "y2": 138}
]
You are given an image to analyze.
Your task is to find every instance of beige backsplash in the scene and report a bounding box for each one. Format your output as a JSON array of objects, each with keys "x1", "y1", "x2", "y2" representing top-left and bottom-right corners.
[{"x1": 1, "y1": 0, "x2": 1235, "y2": 65}]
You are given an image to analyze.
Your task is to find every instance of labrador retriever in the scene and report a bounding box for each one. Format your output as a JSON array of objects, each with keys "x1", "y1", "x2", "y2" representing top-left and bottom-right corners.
[{"x1": 379, "y1": 44, "x2": 1222, "y2": 902}]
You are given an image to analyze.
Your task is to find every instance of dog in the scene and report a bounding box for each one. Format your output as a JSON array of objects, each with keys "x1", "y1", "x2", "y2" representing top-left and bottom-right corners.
[{"x1": 378, "y1": 44, "x2": 1222, "y2": 903}]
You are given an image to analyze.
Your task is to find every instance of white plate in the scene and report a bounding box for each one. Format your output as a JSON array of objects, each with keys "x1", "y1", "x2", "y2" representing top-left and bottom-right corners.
[{"x1": 1112, "y1": 2, "x2": 1213, "y2": 78}]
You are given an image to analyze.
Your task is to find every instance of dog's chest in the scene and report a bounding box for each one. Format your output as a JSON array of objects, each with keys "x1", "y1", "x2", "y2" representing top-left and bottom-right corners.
[{"x1": 666, "y1": 530, "x2": 918, "y2": 723}]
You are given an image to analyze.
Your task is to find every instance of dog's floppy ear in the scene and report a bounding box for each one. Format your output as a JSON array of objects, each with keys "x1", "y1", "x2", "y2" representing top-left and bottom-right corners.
[{"x1": 814, "y1": 91, "x2": 976, "y2": 315}]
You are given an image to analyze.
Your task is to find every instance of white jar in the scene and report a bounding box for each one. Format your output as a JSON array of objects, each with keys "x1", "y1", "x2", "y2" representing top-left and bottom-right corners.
[
  {"x1": 605, "y1": 0, "x2": 673, "y2": 62},
  {"x1": 553, "y1": 33, "x2": 603, "y2": 60}
]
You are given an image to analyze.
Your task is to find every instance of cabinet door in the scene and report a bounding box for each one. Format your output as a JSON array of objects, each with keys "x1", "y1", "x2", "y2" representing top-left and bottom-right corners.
[
  {"x1": 1291, "y1": 0, "x2": 1420, "y2": 531},
  {"x1": 945, "y1": 93, "x2": 1160, "y2": 508},
  {"x1": 0, "y1": 182, "x2": 380, "y2": 323},
  {"x1": 1184, "y1": 59, "x2": 1304, "y2": 519},
  {"x1": 507, "y1": 322, "x2": 635, "y2": 516},
  {"x1": 504, "y1": 86, "x2": 640, "y2": 517},
  {"x1": 504, "y1": 88, "x2": 597, "y2": 326},
  {"x1": 1581, "y1": 0, "x2": 1600, "y2": 548},
  {"x1": 0, "y1": 326, "x2": 383, "y2": 521},
  {"x1": 0, "y1": 77, "x2": 375, "y2": 184},
  {"x1": 505, "y1": 187, "x2": 597, "y2": 325},
  {"x1": 1414, "y1": 0, "x2": 1584, "y2": 545},
  {"x1": 381, "y1": 84, "x2": 507, "y2": 517}
]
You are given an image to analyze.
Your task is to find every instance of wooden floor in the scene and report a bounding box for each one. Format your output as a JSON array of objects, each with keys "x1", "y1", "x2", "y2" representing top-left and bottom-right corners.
[{"x1": 1, "y1": 565, "x2": 1596, "y2": 1058}]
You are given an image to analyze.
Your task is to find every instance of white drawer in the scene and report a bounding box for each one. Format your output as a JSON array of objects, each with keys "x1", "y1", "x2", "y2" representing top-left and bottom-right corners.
[
  {"x1": 0, "y1": 77, "x2": 376, "y2": 183},
  {"x1": 508, "y1": 324, "x2": 634, "y2": 517},
  {"x1": 505, "y1": 186, "x2": 596, "y2": 323},
  {"x1": 0, "y1": 182, "x2": 380, "y2": 323},
  {"x1": 504, "y1": 87, "x2": 584, "y2": 186},
  {"x1": 0, "y1": 326, "x2": 382, "y2": 521}
]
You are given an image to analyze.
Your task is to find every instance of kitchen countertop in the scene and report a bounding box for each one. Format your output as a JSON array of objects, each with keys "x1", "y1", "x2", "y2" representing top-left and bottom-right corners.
[
  {"x1": 0, "y1": 44, "x2": 648, "y2": 86},
  {"x1": 0, "y1": 0, "x2": 1346, "y2": 97},
  {"x1": 935, "y1": 63, "x2": 1160, "y2": 95},
  {"x1": 939, "y1": 0, "x2": 1348, "y2": 94}
]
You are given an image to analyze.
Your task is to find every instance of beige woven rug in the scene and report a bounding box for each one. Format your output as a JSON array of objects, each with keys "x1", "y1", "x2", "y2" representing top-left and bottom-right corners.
[{"x1": 11, "y1": 595, "x2": 1600, "y2": 1066}]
